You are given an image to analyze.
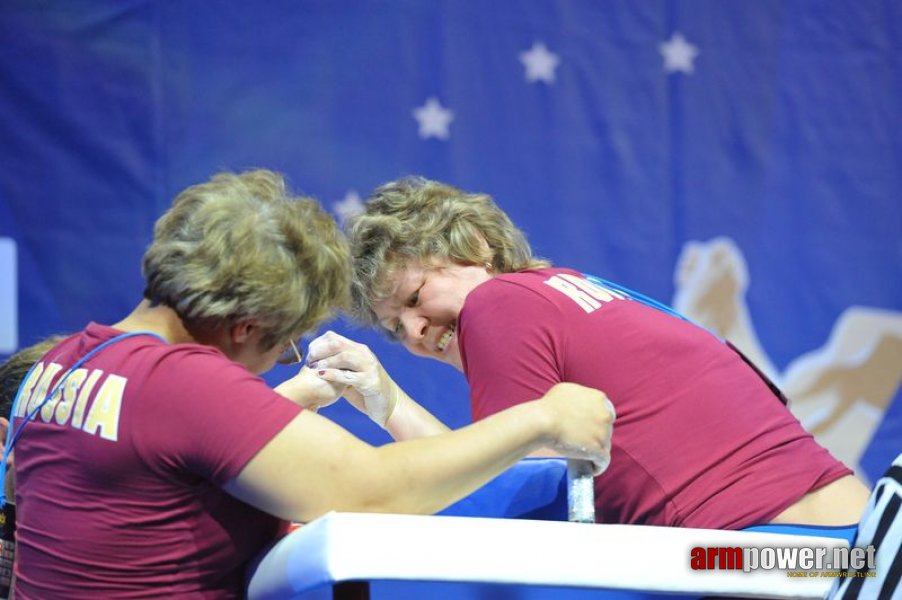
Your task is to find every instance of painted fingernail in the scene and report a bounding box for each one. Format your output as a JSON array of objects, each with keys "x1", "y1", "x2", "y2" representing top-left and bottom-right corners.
[{"x1": 318, "y1": 370, "x2": 326, "y2": 376}]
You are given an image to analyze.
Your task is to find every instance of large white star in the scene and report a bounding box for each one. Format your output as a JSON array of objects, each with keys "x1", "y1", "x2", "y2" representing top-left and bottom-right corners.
[
  {"x1": 659, "y1": 32, "x2": 699, "y2": 74},
  {"x1": 519, "y1": 41, "x2": 560, "y2": 84},
  {"x1": 332, "y1": 190, "x2": 364, "y2": 223},
  {"x1": 412, "y1": 97, "x2": 454, "y2": 140}
]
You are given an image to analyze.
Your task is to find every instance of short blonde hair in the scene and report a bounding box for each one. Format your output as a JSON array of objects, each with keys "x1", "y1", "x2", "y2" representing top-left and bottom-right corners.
[
  {"x1": 143, "y1": 169, "x2": 350, "y2": 349},
  {"x1": 346, "y1": 177, "x2": 549, "y2": 325}
]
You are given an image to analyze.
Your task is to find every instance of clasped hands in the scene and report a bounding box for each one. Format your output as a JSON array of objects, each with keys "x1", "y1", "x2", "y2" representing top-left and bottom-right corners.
[
  {"x1": 274, "y1": 331, "x2": 615, "y2": 475},
  {"x1": 275, "y1": 331, "x2": 403, "y2": 428}
]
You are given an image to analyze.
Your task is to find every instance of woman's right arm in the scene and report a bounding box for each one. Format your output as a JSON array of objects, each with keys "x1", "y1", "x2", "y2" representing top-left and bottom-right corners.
[
  {"x1": 223, "y1": 382, "x2": 613, "y2": 524},
  {"x1": 298, "y1": 330, "x2": 450, "y2": 440}
]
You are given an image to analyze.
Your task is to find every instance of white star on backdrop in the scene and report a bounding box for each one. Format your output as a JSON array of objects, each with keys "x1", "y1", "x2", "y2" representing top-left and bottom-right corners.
[
  {"x1": 412, "y1": 97, "x2": 454, "y2": 140},
  {"x1": 519, "y1": 41, "x2": 560, "y2": 84},
  {"x1": 332, "y1": 190, "x2": 364, "y2": 223},
  {"x1": 659, "y1": 32, "x2": 699, "y2": 74}
]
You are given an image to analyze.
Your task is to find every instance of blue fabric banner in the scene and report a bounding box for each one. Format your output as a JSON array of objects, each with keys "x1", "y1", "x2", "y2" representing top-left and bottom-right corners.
[{"x1": 1, "y1": 0, "x2": 899, "y2": 482}]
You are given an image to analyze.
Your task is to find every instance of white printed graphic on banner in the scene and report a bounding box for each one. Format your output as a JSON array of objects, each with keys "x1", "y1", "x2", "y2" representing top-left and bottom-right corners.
[
  {"x1": 673, "y1": 237, "x2": 902, "y2": 480},
  {"x1": 782, "y1": 309, "x2": 902, "y2": 476},
  {"x1": 673, "y1": 237, "x2": 778, "y2": 381},
  {"x1": 0, "y1": 238, "x2": 17, "y2": 353}
]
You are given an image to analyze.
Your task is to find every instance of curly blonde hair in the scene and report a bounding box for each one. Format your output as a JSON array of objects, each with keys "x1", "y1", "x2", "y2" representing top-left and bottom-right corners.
[
  {"x1": 346, "y1": 177, "x2": 549, "y2": 325},
  {"x1": 142, "y1": 169, "x2": 350, "y2": 350}
]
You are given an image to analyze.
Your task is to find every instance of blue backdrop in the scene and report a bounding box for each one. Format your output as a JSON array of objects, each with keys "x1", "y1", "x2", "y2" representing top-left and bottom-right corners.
[{"x1": 1, "y1": 0, "x2": 899, "y2": 482}]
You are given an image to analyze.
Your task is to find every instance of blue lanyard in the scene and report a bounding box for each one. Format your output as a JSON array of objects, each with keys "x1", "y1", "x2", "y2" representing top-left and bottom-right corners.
[
  {"x1": 583, "y1": 273, "x2": 695, "y2": 325},
  {"x1": 581, "y1": 272, "x2": 789, "y2": 405},
  {"x1": 0, "y1": 331, "x2": 166, "y2": 507},
  {"x1": 582, "y1": 272, "x2": 725, "y2": 341}
]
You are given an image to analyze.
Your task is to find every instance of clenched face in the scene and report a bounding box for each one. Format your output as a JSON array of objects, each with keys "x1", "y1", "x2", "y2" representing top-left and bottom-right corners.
[{"x1": 373, "y1": 260, "x2": 493, "y2": 371}]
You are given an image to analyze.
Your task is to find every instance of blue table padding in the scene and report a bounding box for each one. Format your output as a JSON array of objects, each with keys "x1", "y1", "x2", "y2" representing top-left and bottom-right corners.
[{"x1": 438, "y1": 458, "x2": 569, "y2": 520}]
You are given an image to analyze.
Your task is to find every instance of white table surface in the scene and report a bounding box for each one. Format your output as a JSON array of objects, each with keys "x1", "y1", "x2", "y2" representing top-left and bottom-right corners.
[{"x1": 247, "y1": 512, "x2": 846, "y2": 600}]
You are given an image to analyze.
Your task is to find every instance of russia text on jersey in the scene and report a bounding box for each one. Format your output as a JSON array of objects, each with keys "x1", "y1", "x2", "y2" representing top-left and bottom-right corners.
[{"x1": 14, "y1": 360, "x2": 125, "y2": 441}]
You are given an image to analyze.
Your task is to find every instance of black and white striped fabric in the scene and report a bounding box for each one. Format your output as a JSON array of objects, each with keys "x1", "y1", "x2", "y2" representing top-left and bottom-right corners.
[{"x1": 830, "y1": 453, "x2": 902, "y2": 599}]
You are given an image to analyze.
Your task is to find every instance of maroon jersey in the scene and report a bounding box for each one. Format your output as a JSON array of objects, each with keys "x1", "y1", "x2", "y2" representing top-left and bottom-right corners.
[
  {"x1": 459, "y1": 268, "x2": 850, "y2": 529},
  {"x1": 13, "y1": 323, "x2": 302, "y2": 598}
]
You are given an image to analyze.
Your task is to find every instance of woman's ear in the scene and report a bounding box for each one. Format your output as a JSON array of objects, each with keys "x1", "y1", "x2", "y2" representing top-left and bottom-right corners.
[
  {"x1": 0, "y1": 417, "x2": 8, "y2": 444},
  {"x1": 229, "y1": 319, "x2": 260, "y2": 345}
]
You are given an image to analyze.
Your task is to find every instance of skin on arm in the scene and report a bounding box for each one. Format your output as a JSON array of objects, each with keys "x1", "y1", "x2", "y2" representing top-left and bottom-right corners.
[
  {"x1": 771, "y1": 475, "x2": 870, "y2": 525},
  {"x1": 223, "y1": 382, "x2": 613, "y2": 524},
  {"x1": 381, "y1": 389, "x2": 451, "y2": 440}
]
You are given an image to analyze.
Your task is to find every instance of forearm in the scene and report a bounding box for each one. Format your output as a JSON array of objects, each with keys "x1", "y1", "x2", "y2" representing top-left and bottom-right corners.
[
  {"x1": 228, "y1": 400, "x2": 554, "y2": 523},
  {"x1": 383, "y1": 392, "x2": 450, "y2": 440},
  {"x1": 228, "y1": 382, "x2": 610, "y2": 523},
  {"x1": 339, "y1": 399, "x2": 553, "y2": 516}
]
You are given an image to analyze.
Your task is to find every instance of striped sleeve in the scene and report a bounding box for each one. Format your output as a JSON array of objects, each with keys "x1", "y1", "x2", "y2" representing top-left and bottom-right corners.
[{"x1": 830, "y1": 453, "x2": 902, "y2": 599}]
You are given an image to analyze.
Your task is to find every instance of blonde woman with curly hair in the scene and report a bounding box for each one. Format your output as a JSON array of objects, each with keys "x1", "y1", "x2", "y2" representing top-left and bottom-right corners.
[
  {"x1": 9, "y1": 170, "x2": 612, "y2": 598},
  {"x1": 309, "y1": 176, "x2": 868, "y2": 536}
]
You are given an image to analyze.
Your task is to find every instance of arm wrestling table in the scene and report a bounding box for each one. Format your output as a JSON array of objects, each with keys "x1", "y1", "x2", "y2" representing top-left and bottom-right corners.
[{"x1": 246, "y1": 460, "x2": 850, "y2": 600}]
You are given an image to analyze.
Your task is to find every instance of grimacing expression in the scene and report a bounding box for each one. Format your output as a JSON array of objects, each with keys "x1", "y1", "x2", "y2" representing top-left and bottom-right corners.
[{"x1": 373, "y1": 260, "x2": 493, "y2": 371}]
